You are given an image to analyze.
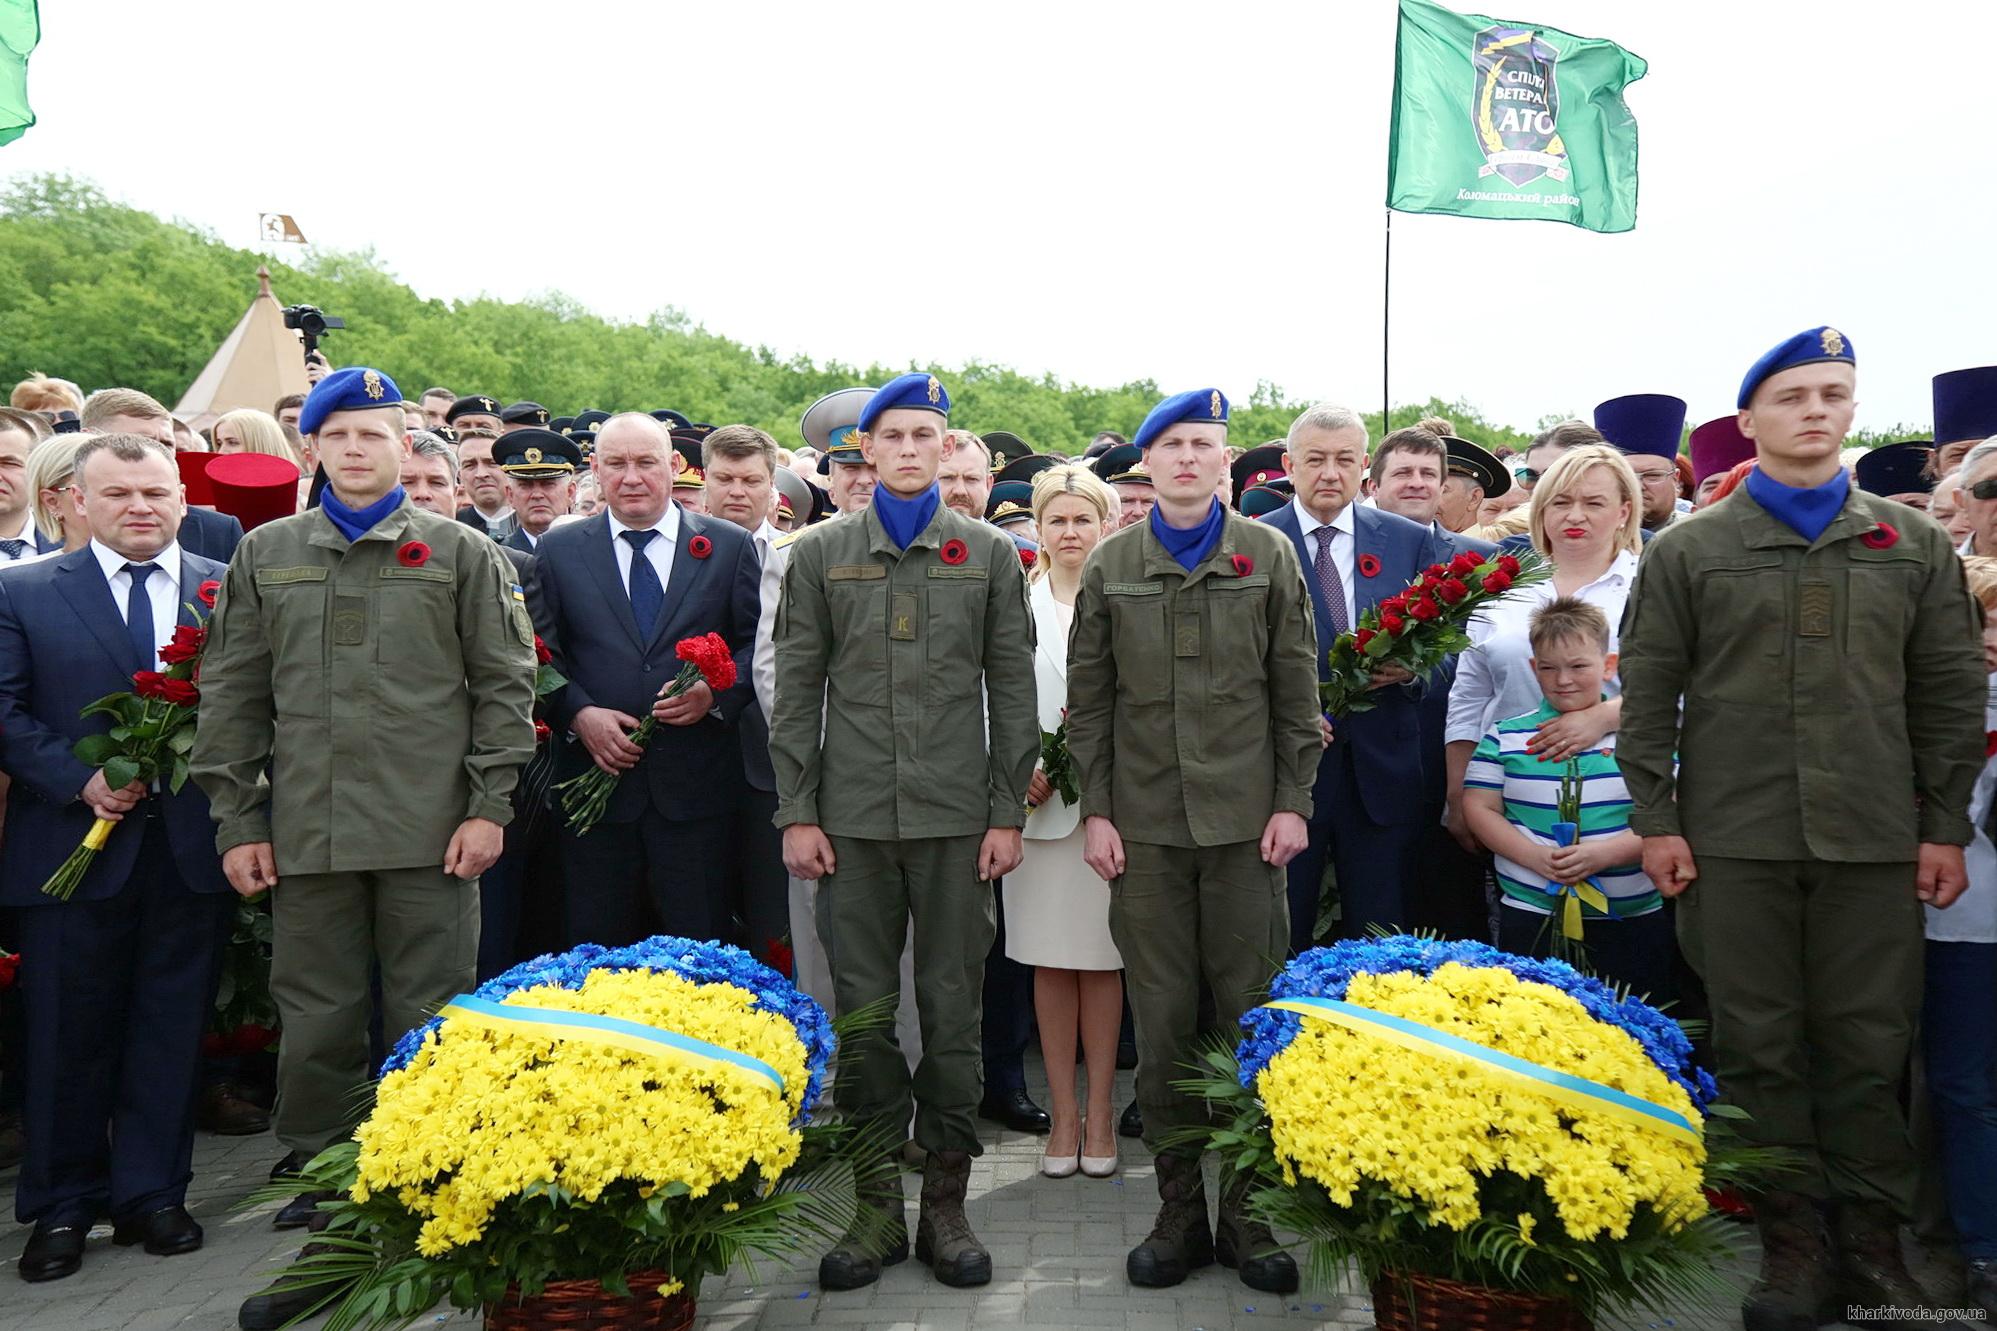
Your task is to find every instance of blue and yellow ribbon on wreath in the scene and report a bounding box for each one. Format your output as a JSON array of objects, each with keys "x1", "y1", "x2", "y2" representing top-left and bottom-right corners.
[
  {"x1": 1260, "y1": 994, "x2": 1701, "y2": 1146},
  {"x1": 436, "y1": 993, "x2": 788, "y2": 1099}
]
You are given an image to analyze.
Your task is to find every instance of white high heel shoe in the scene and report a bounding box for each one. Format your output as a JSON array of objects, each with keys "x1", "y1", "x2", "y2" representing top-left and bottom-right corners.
[
  {"x1": 1079, "y1": 1120, "x2": 1119, "y2": 1178},
  {"x1": 1041, "y1": 1147, "x2": 1081, "y2": 1179}
]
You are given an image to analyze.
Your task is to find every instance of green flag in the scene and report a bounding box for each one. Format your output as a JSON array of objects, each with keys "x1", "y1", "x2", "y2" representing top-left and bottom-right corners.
[
  {"x1": 1387, "y1": 0, "x2": 1646, "y2": 233},
  {"x1": 0, "y1": 0, "x2": 37, "y2": 149}
]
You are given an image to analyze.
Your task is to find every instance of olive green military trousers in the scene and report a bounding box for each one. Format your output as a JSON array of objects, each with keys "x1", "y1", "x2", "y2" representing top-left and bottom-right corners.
[
  {"x1": 1108, "y1": 840, "x2": 1290, "y2": 1155},
  {"x1": 269, "y1": 867, "x2": 479, "y2": 1157},
  {"x1": 818, "y1": 834, "x2": 993, "y2": 1155},
  {"x1": 1676, "y1": 855, "x2": 1924, "y2": 1217}
]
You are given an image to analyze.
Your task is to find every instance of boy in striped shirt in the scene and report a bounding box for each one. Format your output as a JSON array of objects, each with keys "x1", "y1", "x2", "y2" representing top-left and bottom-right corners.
[{"x1": 1461, "y1": 598, "x2": 1672, "y2": 1000}]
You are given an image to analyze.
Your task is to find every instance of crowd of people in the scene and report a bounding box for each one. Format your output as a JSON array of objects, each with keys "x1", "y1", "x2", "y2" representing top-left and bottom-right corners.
[{"x1": 0, "y1": 328, "x2": 1992, "y2": 1331}]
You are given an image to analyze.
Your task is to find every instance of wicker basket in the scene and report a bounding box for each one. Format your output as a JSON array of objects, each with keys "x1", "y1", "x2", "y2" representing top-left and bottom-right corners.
[
  {"x1": 483, "y1": 1271, "x2": 694, "y2": 1331},
  {"x1": 1370, "y1": 1271, "x2": 1594, "y2": 1331}
]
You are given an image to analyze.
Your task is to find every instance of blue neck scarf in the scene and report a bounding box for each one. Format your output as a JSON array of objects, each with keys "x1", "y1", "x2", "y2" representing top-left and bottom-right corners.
[
  {"x1": 873, "y1": 483, "x2": 940, "y2": 552},
  {"x1": 1150, "y1": 497, "x2": 1226, "y2": 571},
  {"x1": 321, "y1": 485, "x2": 407, "y2": 543},
  {"x1": 1745, "y1": 467, "x2": 1848, "y2": 543}
]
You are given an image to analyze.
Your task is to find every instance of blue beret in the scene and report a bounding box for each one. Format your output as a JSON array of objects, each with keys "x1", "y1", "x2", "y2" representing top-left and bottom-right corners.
[
  {"x1": 299, "y1": 367, "x2": 403, "y2": 437},
  {"x1": 1133, "y1": 388, "x2": 1230, "y2": 450},
  {"x1": 1853, "y1": 442, "x2": 1936, "y2": 497},
  {"x1": 858, "y1": 373, "x2": 950, "y2": 433},
  {"x1": 1737, "y1": 326, "x2": 1855, "y2": 409},
  {"x1": 1933, "y1": 366, "x2": 1997, "y2": 446},
  {"x1": 1593, "y1": 393, "x2": 1686, "y2": 460}
]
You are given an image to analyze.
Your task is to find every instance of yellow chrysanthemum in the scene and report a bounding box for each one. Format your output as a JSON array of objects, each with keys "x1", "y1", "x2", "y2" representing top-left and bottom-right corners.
[
  {"x1": 1256, "y1": 963, "x2": 1706, "y2": 1242},
  {"x1": 354, "y1": 969, "x2": 809, "y2": 1255}
]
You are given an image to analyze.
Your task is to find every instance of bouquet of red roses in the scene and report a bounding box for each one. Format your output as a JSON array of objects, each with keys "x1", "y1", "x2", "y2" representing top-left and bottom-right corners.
[
  {"x1": 553, "y1": 631, "x2": 738, "y2": 835},
  {"x1": 41, "y1": 579, "x2": 221, "y2": 899},
  {"x1": 1318, "y1": 550, "x2": 1548, "y2": 719},
  {"x1": 530, "y1": 634, "x2": 567, "y2": 745}
]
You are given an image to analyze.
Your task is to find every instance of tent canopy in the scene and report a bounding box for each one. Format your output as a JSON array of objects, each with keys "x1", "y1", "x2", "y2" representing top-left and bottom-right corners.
[{"x1": 173, "y1": 267, "x2": 310, "y2": 431}]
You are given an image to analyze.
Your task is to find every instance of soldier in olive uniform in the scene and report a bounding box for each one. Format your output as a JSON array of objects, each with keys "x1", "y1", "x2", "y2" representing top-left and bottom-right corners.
[
  {"x1": 770, "y1": 373, "x2": 1038, "y2": 1292},
  {"x1": 191, "y1": 369, "x2": 535, "y2": 1327},
  {"x1": 1619, "y1": 329, "x2": 1985, "y2": 1330},
  {"x1": 1066, "y1": 388, "x2": 1320, "y2": 1295}
]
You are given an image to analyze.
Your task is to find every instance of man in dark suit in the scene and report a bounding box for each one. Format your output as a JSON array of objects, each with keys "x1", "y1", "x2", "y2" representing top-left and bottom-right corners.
[
  {"x1": 531, "y1": 413, "x2": 760, "y2": 945},
  {"x1": 500, "y1": 432, "x2": 581, "y2": 555},
  {"x1": 0, "y1": 434, "x2": 233, "y2": 1282},
  {"x1": 453, "y1": 425, "x2": 517, "y2": 541},
  {"x1": 1261, "y1": 405, "x2": 1446, "y2": 949}
]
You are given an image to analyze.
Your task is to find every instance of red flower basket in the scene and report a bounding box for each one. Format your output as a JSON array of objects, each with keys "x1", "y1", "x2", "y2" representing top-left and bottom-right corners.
[
  {"x1": 687, "y1": 535, "x2": 712, "y2": 559},
  {"x1": 1358, "y1": 553, "x2": 1382, "y2": 579},
  {"x1": 397, "y1": 541, "x2": 431, "y2": 567},
  {"x1": 483, "y1": 1272, "x2": 693, "y2": 1331},
  {"x1": 940, "y1": 539, "x2": 968, "y2": 565}
]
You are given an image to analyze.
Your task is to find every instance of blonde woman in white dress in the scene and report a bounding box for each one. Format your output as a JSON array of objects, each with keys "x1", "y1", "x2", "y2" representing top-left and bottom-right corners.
[{"x1": 1008, "y1": 464, "x2": 1125, "y2": 1179}]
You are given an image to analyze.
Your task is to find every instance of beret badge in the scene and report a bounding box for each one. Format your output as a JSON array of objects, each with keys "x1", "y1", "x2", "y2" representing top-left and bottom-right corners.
[
  {"x1": 926, "y1": 375, "x2": 941, "y2": 405},
  {"x1": 1210, "y1": 390, "x2": 1223, "y2": 418},
  {"x1": 1821, "y1": 327, "x2": 1846, "y2": 357},
  {"x1": 480, "y1": 397, "x2": 496, "y2": 412},
  {"x1": 362, "y1": 369, "x2": 384, "y2": 401}
]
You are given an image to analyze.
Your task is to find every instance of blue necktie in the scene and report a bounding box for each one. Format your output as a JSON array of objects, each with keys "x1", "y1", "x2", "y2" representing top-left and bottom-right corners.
[
  {"x1": 621, "y1": 529, "x2": 663, "y2": 634},
  {"x1": 0, "y1": 538, "x2": 24, "y2": 560},
  {"x1": 124, "y1": 561, "x2": 159, "y2": 671}
]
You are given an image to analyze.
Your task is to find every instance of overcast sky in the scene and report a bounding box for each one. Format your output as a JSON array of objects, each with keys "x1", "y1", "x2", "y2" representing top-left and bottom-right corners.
[{"x1": 6, "y1": 1, "x2": 1992, "y2": 434}]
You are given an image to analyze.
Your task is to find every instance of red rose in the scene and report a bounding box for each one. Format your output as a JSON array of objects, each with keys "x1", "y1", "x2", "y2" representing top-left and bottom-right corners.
[
  {"x1": 1859, "y1": 523, "x2": 1899, "y2": 550},
  {"x1": 533, "y1": 634, "x2": 552, "y2": 666},
  {"x1": 1353, "y1": 628, "x2": 1376, "y2": 653},
  {"x1": 1379, "y1": 593, "x2": 1408, "y2": 616},
  {"x1": 1408, "y1": 596, "x2": 1441, "y2": 621},
  {"x1": 674, "y1": 631, "x2": 738, "y2": 692},
  {"x1": 158, "y1": 623, "x2": 207, "y2": 665},
  {"x1": 1437, "y1": 577, "x2": 1469, "y2": 605},
  {"x1": 1496, "y1": 554, "x2": 1521, "y2": 576},
  {"x1": 1425, "y1": 563, "x2": 1448, "y2": 579},
  {"x1": 397, "y1": 541, "x2": 430, "y2": 567},
  {"x1": 1380, "y1": 612, "x2": 1408, "y2": 636},
  {"x1": 940, "y1": 539, "x2": 969, "y2": 566},
  {"x1": 135, "y1": 671, "x2": 199, "y2": 706},
  {"x1": 1020, "y1": 548, "x2": 1036, "y2": 568},
  {"x1": 1357, "y1": 553, "x2": 1382, "y2": 579},
  {"x1": 1481, "y1": 571, "x2": 1513, "y2": 595},
  {"x1": 534, "y1": 719, "x2": 553, "y2": 744},
  {"x1": 1450, "y1": 551, "x2": 1484, "y2": 576},
  {"x1": 688, "y1": 534, "x2": 713, "y2": 559},
  {"x1": 196, "y1": 579, "x2": 221, "y2": 607},
  {"x1": 1231, "y1": 554, "x2": 1255, "y2": 576},
  {"x1": 0, "y1": 951, "x2": 17, "y2": 991}
]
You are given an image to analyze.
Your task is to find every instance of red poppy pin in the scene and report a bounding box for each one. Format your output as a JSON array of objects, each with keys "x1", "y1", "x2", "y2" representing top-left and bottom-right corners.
[
  {"x1": 1859, "y1": 522, "x2": 1899, "y2": 550},
  {"x1": 1230, "y1": 553, "x2": 1254, "y2": 576},
  {"x1": 196, "y1": 579, "x2": 221, "y2": 608},
  {"x1": 688, "y1": 534, "x2": 713, "y2": 560},
  {"x1": 940, "y1": 539, "x2": 969, "y2": 566},
  {"x1": 1357, "y1": 553, "x2": 1381, "y2": 579},
  {"x1": 397, "y1": 541, "x2": 431, "y2": 567}
]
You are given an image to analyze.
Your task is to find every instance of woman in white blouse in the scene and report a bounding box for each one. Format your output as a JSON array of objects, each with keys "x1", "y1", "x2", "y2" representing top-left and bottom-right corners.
[
  {"x1": 1445, "y1": 445, "x2": 1646, "y2": 847},
  {"x1": 1007, "y1": 464, "x2": 1124, "y2": 1179}
]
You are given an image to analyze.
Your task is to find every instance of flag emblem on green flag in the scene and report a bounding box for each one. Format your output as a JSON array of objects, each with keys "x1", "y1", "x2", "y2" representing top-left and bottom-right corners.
[{"x1": 1388, "y1": 0, "x2": 1646, "y2": 233}]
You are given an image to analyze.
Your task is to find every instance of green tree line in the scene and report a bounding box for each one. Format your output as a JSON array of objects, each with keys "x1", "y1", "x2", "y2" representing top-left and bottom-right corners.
[{"x1": 0, "y1": 175, "x2": 1920, "y2": 454}]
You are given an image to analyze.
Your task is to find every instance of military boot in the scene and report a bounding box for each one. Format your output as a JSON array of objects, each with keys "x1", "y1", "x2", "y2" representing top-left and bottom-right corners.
[
  {"x1": 1831, "y1": 1199, "x2": 1952, "y2": 1321},
  {"x1": 1216, "y1": 1171, "x2": 1298, "y2": 1294},
  {"x1": 1127, "y1": 1152, "x2": 1215, "y2": 1288},
  {"x1": 914, "y1": 1150, "x2": 991, "y2": 1287},
  {"x1": 1741, "y1": 1190, "x2": 1836, "y2": 1331},
  {"x1": 817, "y1": 1152, "x2": 908, "y2": 1291}
]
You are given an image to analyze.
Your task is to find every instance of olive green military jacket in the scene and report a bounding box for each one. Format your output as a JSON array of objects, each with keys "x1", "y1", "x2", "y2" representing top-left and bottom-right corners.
[
  {"x1": 1065, "y1": 510, "x2": 1321, "y2": 848},
  {"x1": 1618, "y1": 486, "x2": 1984, "y2": 862},
  {"x1": 191, "y1": 500, "x2": 537, "y2": 875},
  {"x1": 769, "y1": 503, "x2": 1038, "y2": 840}
]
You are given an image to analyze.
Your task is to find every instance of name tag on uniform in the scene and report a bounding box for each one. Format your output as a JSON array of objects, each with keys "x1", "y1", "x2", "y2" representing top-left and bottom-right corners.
[
  {"x1": 927, "y1": 566, "x2": 984, "y2": 579},
  {"x1": 828, "y1": 565, "x2": 885, "y2": 581},
  {"x1": 890, "y1": 591, "x2": 918, "y2": 641},
  {"x1": 1105, "y1": 582, "x2": 1163, "y2": 596},
  {"x1": 1798, "y1": 580, "x2": 1832, "y2": 637},
  {"x1": 255, "y1": 566, "x2": 327, "y2": 587}
]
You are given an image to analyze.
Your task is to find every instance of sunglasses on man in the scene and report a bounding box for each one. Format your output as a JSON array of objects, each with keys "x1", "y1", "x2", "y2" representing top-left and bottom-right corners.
[{"x1": 1973, "y1": 477, "x2": 1997, "y2": 501}]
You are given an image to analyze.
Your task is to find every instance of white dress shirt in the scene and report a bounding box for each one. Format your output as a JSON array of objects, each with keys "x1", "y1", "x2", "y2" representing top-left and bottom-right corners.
[
  {"x1": 1290, "y1": 497, "x2": 1358, "y2": 629},
  {"x1": 608, "y1": 505, "x2": 681, "y2": 598},
  {"x1": 1445, "y1": 548, "x2": 1640, "y2": 745},
  {"x1": 750, "y1": 518, "x2": 777, "y2": 566},
  {"x1": 90, "y1": 538, "x2": 182, "y2": 670}
]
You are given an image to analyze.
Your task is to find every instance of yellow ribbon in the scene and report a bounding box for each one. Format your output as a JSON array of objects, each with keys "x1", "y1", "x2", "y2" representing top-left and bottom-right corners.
[
  {"x1": 1262, "y1": 995, "x2": 1701, "y2": 1146},
  {"x1": 1551, "y1": 876, "x2": 1611, "y2": 941}
]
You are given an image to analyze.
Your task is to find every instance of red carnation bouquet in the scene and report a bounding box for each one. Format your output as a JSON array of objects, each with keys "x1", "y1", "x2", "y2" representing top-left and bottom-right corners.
[
  {"x1": 41, "y1": 579, "x2": 221, "y2": 899},
  {"x1": 1319, "y1": 551, "x2": 1549, "y2": 719},
  {"x1": 553, "y1": 631, "x2": 737, "y2": 835}
]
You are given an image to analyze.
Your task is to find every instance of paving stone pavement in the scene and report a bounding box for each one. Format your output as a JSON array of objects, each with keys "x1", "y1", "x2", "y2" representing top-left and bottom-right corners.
[{"x1": 0, "y1": 1060, "x2": 1857, "y2": 1331}]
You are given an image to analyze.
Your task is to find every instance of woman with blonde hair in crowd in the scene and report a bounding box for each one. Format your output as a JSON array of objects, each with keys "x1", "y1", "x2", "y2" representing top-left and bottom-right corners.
[
  {"x1": 26, "y1": 435, "x2": 88, "y2": 553},
  {"x1": 1445, "y1": 444, "x2": 1646, "y2": 848},
  {"x1": 10, "y1": 372, "x2": 82, "y2": 415},
  {"x1": 213, "y1": 408, "x2": 303, "y2": 466},
  {"x1": 1007, "y1": 463, "x2": 1125, "y2": 1179}
]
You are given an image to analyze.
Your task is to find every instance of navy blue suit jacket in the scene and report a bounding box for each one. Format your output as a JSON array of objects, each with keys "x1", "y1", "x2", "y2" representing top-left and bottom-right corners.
[
  {"x1": 34, "y1": 507, "x2": 241, "y2": 564},
  {"x1": 0, "y1": 547, "x2": 231, "y2": 906},
  {"x1": 503, "y1": 525, "x2": 538, "y2": 556},
  {"x1": 1261, "y1": 500, "x2": 1446, "y2": 826},
  {"x1": 530, "y1": 508, "x2": 760, "y2": 822}
]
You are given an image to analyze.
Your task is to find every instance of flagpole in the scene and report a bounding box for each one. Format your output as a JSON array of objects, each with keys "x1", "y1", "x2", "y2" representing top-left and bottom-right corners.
[{"x1": 1381, "y1": 208, "x2": 1392, "y2": 435}]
